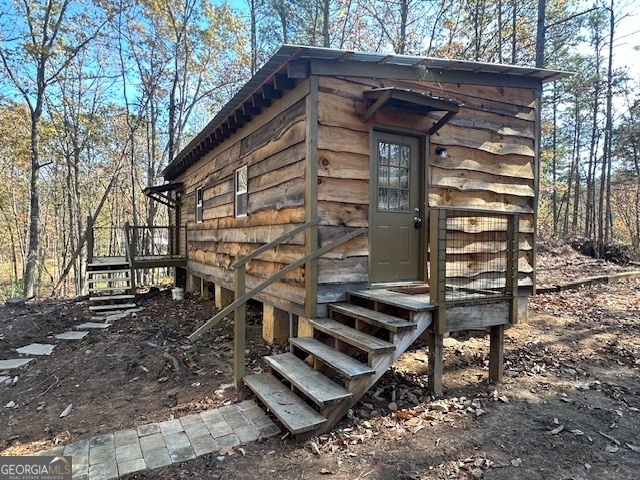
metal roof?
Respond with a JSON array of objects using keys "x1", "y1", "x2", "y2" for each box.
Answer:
[{"x1": 161, "y1": 45, "x2": 572, "y2": 181}]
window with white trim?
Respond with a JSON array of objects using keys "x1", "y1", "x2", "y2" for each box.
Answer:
[
  {"x1": 196, "y1": 187, "x2": 203, "y2": 223},
  {"x1": 235, "y1": 166, "x2": 248, "y2": 217}
]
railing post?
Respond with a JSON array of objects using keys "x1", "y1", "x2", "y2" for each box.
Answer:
[
  {"x1": 506, "y1": 213, "x2": 520, "y2": 324},
  {"x1": 87, "y1": 216, "x2": 94, "y2": 263},
  {"x1": 234, "y1": 255, "x2": 246, "y2": 389},
  {"x1": 125, "y1": 223, "x2": 136, "y2": 295},
  {"x1": 429, "y1": 208, "x2": 447, "y2": 334}
]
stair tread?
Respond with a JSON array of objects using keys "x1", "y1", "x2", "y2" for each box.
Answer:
[
  {"x1": 347, "y1": 290, "x2": 437, "y2": 312},
  {"x1": 89, "y1": 294, "x2": 135, "y2": 301},
  {"x1": 89, "y1": 286, "x2": 127, "y2": 292},
  {"x1": 311, "y1": 318, "x2": 396, "y2": 354},
  {"x1": 89, "y1": 303, "x2": 137, "y2": 311},
  {"x1": 88, "y1": 262, "x2": 129, "y2": 268},
  {"x1": 88, "y1": 269, "x2": 130, "y2": 275},
  {"x1": 265, "y1": 353, "x2": 352, "y2": 407},
  {"x1": 330, "y1": 303, "x2": 417, "y2": 333},
  {"x1": 289, "y1": 337, "x2": 375, "y2": 379},
  {"x1": 244, "y1": 373, "x2": 327, "y2": 435}
]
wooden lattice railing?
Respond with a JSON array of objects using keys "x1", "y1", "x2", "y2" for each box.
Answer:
[{"x1": 429, "y1": 207, "x2": 520, "y2": 334}]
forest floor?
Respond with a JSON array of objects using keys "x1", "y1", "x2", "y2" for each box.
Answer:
[{"x1": 1, "y1": 243, "x2": 640, "y2": 479}]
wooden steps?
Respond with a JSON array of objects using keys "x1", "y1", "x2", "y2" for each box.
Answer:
[
  {"x1": 329, "y1": 302, "x2": 417, "y2": 332},
  {"x1": 310, "y1": 318, "x2": 396, "y2": 354},
  {"x1": 245, "y1": 290, "x2": 435, "y2": 439},
  {"x1": 89, "y1": 294, "x2": 135, "y2": 302},
  {"x1": 89, "y1": 303, "x2": 137, "y2": 311},
  {"x1": 89, "y1": 286, "x2": 128, "y2": 293},
  {"x1": 87, "y1": 261, "x2": 136, "y2": 312},
  {"x1": 243, "y1": 373, "x2": 327, "y2": 435},
  {"x1": 289, "y1": 337, "x2": 375, "y2": 379},
  {"x1": 265, "y1": 353, "x2": 352, "y2": 407}
]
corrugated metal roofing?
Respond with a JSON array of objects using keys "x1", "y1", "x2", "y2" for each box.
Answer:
[{"x1": 161, "y1": 45, "x2": 572, "y2": 181}]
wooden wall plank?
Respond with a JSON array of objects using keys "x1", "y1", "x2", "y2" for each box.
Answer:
[
  {"x1": 317, "y1": 125, "x2": 369, "y2": 155},
  {"x1": 429, "y1": 189, "x2": 533, "y2": 213},
  {"x1": 241, "y1": 99, "x2": 306, "y2": 157},
  {"x1": 318, "y1": 257, "x2": 368, "y2": 284},
  {"x1": 317, "y1": 150, "x2": 369, "y2": 179},
  {"x1": 430, "y1": 147, "x2": 534, "y2": 180},
  {"x1": 317, "y1": 177, "x2": 369, "y2": 204},
  {"x1": 431, "y1": 166, "x2": 535, "y2": 197},
  {"x1": 317, "y1": 201, "x2": 369, "y2": 227}
]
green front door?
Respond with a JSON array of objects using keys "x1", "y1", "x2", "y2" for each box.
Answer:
[{"x1": 370, "y1": 132, "x2": 422, "y2": 283}]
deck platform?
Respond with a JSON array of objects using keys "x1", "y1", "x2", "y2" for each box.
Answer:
[{"x1": 91, "y1": 255, "x2": 187, "y2": 269}]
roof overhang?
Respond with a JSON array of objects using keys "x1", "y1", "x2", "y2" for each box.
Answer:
[
  {"x1": 363, "y1": 87, "x2": 460, "y2": 135},
  {"x1": 143, "y1": 182, "x2": 183, "y2": 208},
  {"x1": 161, "y1": 45, "x2": 573, "y2": 181}
]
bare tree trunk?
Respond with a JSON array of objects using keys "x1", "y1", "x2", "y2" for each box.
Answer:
[
  {"x1": 599, "y1": 0, "x2": 615, "y2": 252},
  {"x1": 535, "y1": 0, "x2": 546, "y2": 68},
  {"x1": 323, "y1": 0, "x2": 330, "y2": 47}
]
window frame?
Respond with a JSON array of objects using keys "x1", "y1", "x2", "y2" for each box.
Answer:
[
  {"x1": 235, "y1": 165, "x2": 248, "y2": 218},
  {"x1": 195, "y1": 186, "x2": 203, "y2": 224}
]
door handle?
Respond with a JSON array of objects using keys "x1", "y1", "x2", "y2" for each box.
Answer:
[{"x1": 414, "y1": 208, "x2": 421, "y2": 229}]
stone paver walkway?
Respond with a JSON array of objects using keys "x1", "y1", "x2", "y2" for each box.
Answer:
[
  {"x1": 34, "y1": 400, "x2": 279, "y2": 480},
  {"x1": 3, "y1": 304, "x2": 280, "y2": 478}
]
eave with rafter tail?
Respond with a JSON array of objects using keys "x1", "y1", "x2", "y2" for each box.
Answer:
[{"x1": 160, "y1": 45, "x2": 572, "y2": 183}]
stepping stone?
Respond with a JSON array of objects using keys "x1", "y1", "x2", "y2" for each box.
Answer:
[
  {"x1": 76, "y1": 322, "x2": 112, "y2": 330},
  {"x1": 16, "y1": 343, "x2": 55, "y2": 356},
  {"x1": 5, "y1": 298, "x2": 26, "y2": 308},
  {"x1": 0, "y1": 376, "x2": 9, "y2": 385},
  {"x1": 0, "y1": 358, "x2": 33, "y2": 370},
  {"x1": 55, "y1": 331, "x2": 89, "y2": 340}
]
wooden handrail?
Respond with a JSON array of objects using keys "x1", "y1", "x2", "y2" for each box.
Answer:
[
  {"x1": 231, "y1": 217, "x2": 320, "y2": 269},
  {"x1": 189, "y1": 224, "x2": 367, "y2": 387}
]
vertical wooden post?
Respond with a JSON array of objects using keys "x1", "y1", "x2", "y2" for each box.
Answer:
[
  {"x1": 506, "y1": 213, "x2": 520, "y2": 324},
  {"x1": 304, "y1": 75, "x2": 319, "y2": 320},
  {"x1": 87, "y1": 216, "x2": 94, "y2": 263},
  {"x1": 427, "y1": 331, "x2": 444, "y2": 396},
  {"x1": 429, "y1": 208, "x2": 447, "y2": 334},
  {"x1": 201, "y1": 280, "x2": 210, "y2": 300},
  {"x1": 234, "y1": 256, "x2": 247, "y2": 390},
  {"x1": 125, "y1": 223, "x2": 136, "y2": 295},
  {"x1": 489, "y1": 324, "x2": 504, "y2": 382}
]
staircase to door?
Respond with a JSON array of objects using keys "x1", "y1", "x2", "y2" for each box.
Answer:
[
  {"x1": 87, "y1": 260, "x2": 136, "y2": 312},
  {"x1": 244, "y1": 290, "x2": 435, "y2": 439}
]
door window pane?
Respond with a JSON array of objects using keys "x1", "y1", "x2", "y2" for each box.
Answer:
[
  {"x1": 378, "y1": 188, "x2": 388, "y2": 210},
  {"x1": 377, "y1": 140, "x2": 411, "y2": 211}
]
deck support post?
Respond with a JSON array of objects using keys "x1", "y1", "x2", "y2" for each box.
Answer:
[
  {"x1": 263, "y1": 304, "x2": 289, "y2": 342},
  {"x1": 201, "y1": 280, "x2": 210, "y2": 300},
  {"x1": 86, "y1": 216, "x2": 94, "y2": 263},
  {"x1": 427, "y1": 331, "x2": 444, "y2": 396},
  {"x1": 296, "y1": 316, "x2": 314, "y2": 339},
  {"x1": 234, "y1": 257, "x2": 246, "y2": 390},
  {"x1": 215, "y1": 285, "x2": 234, "y2": 309},
  {"x1": 489, "y1": 324, "x2": 504, "y2": 382}
]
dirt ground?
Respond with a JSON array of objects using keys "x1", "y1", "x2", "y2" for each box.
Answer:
[{"x1": 1, "y1": 244, "x2": 640, "y2": 479}]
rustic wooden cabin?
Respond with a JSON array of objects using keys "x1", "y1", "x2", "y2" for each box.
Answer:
[{"x1": 148, "y1": 45, "x2": 569, "y2": 439}]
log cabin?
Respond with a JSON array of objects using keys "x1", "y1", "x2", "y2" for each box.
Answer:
[{"x1": 98, "y1": 45, "x2": 571, "y2": 439}]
